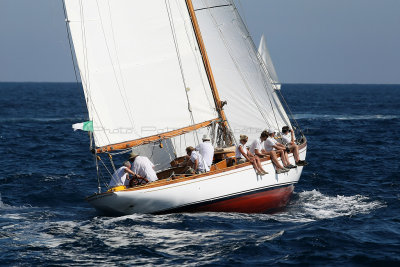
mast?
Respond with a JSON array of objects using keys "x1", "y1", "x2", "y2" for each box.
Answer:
[{"x1": 185, "y1": 0, "x2": 232, "y2": 146}]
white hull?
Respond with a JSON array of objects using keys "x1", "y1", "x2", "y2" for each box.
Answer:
[{"x1": 87, "y1": 145, "x2": 307, "y2": 215}]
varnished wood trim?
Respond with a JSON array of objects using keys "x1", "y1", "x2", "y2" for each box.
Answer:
[{"x1": 96, "y1": 119, "x2": 218, "y2": 153}]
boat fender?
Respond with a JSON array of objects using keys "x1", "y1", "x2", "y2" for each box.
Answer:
[{"x1": 107, "y1": 185, "x2": 126, "y2": 192}]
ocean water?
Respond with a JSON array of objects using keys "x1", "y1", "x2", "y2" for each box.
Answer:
[{"x1": 0, "y1": 83, "x2": 399, "y2": 266}]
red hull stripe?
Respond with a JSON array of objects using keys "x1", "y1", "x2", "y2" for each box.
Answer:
[{"x1": 155, "y1": 184, "x2": 295, "y2": 214}]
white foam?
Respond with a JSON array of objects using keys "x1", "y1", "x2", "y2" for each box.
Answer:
[
  {"x1": 273, "y1": 189, "x2": 385, "y2": 223},
  {"x1": 256, "y1": 230, "x2": 285, "y2": 243},
  {"x1": 103, "y1": 236, "x2": 131, "y2": 248},
  {"x1": 336, "y1": 114, "x2": 398, "y2": 120},
  {"x1": 0, "y1": 193, "x2": 11, "y2": 209},
  {"x1": 293, "y1": 113, "x2": 398, "y2": 121}
]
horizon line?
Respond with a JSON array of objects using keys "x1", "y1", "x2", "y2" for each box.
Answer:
[{"x1": 0, "y1": 81, "x2": 399, "y2": 86}]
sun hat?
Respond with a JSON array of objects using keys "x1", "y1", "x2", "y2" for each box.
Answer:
[
  {"x1": 128, "y1": 152, "x2": 139, "y2": 159},
  {"x1": 202, "y1": 134, "x2": 211, "y2": 141}
]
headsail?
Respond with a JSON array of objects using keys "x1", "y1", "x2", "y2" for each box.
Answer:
[
  {"x1": 258, "y1": 34, "x2": 280, "y2": 90},
  {"x1": 192, "y1": 0, "x2": 292, "y2": 141},
  {"x1": 64, "y1": 0, "x2": 218, "y2": 149}
]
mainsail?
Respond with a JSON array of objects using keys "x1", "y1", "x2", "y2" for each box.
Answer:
[
  {"x1": 192, "y1": 0, "x2": 291, "y2": 142},
  {"x1": 64, "y1": 0, "x2": 218, "y2": 149},
  {"x1": 65, "y1": 0, "x2": 293, "y2": 154}
]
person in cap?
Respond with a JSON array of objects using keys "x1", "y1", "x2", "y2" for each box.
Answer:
[
  {"x1": 195, "y1": 134, "x2": 214, "y2": 168},
  {"x1": 280, "y1": 126, "x2": 308, "y2": 166},
  {"x1": 128, "y1": 152, "x2": 158, "y2": 183},
  {"x1": 236, "y1": 134, "x2": 268, "y2": 175},
  {"x1": 109, "y1": 161, "x2": 146, "y2": 188},
  {"x1": 184, "y1": 146, "x2": 209, "y2": 175},
  {"x1": 264, "y1": 129, "x2": 296, "y2": 172}
]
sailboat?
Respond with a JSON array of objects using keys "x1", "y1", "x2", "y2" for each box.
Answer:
[
  {"x1": 63, "y1": 0, "x2": 307, "y2": 215},
  {"x1": 258, "y1": 34, "x2": 281, "y2": 90}
]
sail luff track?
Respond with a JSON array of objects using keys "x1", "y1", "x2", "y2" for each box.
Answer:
[{"x1": 185, "y1": 0, "x2": 230, "y2": 135}]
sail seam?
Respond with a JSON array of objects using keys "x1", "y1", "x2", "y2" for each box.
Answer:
[
  {"x1": 200, "y1": 1, "x2": 272, "y2": 129},
  {"x1": 78, "y1": 0, "x2": 111, "y2": 146},
  {"x1": 230, "y1": 2, "x2": 291, "y2": 129},
  {"x1": 94, "y1": 0, "x2": 139, "y2": 137},
  {"x1": 229, "y1": 3, "x2": 281, "y2": 130},
  {"x1": 165, "y1": 0, "x2": 200, "y2": 145},
  {"x1": 61, "y1": 0, "x2": 89, "y2": 121},
  {"x1": 175, "y1": 0, "x2": 216, "y2": 113},
  {"x1": 106, "y1": 0, "x2": 140, "y2": 137},
  {"x1": 194, "y1": 4, "x2": 231, "y2": 12}
]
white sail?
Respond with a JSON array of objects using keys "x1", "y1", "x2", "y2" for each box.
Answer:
[
  {"x1": 64, "y1": 0, "x2": 217, "y2": 148},
  {"x1": 193, "y1": 0, "x2": 292, "y2": 141},
  {"x1": 258, "y1": 34, "x2": 280, "y2": 89}
]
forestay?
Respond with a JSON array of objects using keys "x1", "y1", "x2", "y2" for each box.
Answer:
[
  {"x1": 64, "y1": 0, "x2": 217, "y2": 148},
  {"x1": 193, "y1": 0, "x2": 291, "y2": 142}
]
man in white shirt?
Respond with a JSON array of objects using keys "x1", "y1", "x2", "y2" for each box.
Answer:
[
  {"x1": 249, "y1": 131, "x2": 268, "y2": 156},
  {"x1": 185, "y1": 146, "x2": 209, "y2": 174},
  {"x1": 196, "y1": 134, "x2": 214, "y2": 168},
  {"x1": 250, "y1": 131, "x2": 288, "y2": 174},
  {"x1": 264, "y1": 129, "x2": 295, "y2": 170},
  {"x1": 109, "y1": 161, "x2": 142, "y2": 188},
  {"x1": 280, "y1": 126, "x2": 307, "y2": 166},
  {"x1": 129, "y1": 152, "x2": 159, "y2": 183}
]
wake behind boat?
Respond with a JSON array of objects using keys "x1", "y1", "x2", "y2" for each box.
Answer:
[{"x1": 63, "y1": 0, "x2": 307, "y2": 215}]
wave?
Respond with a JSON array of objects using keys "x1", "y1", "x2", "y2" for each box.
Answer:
[
  {"x1": 293, "y1": 114, "x2": 399, "y2": 121},
  {"x1": 0, "y1": 193, "x2": 11, "y2": 209},
  {"x1": 0, "y1": 193, "x2": 35, "y2": 212},
  {"x1": 272, "y1": 190, "x2": 385, "y2": 223}
]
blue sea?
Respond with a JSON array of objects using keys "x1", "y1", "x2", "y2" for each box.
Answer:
[{"x1": 0, "y1": 83, "x2": 399, "y2": 266}]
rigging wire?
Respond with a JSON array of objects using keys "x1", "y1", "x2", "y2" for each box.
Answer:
[
  {"x1": 201, "y1": 0, "x2": 272, "y2": 130},
  {"x1": 61, "y1": 0, "x2": 84, "y2": 107},
  {"x1": 230, "y1": 0, "x2": 301, "y2": 132},
  {"x1": 62, "y1": 0, "x2": 102, "y2": 135},
  {"x1": 62, "y1": 0, "x2": 102, "y2": 191},
  {"x1": 78, "y1": 0, "x2": 90, "y2": 105},
  {"x1": 63, "y1": 0, "x2": 118, "y2": 147},
  {"x1": 277, "y1": 89, "x2": 304, "y2": 137},
  {"x1": 94, "y1": 153, "x2": 102, "y2": 193},
  {"x1": 97, "y1": 155, "x2": 114, "y2": 180},
  {"x1": 175, "y1": 0, "x2": 216, "y2": 113},
  {"x1": 107, "y1": 153, "x2": 117, "y2": 173},
  {"x1": 228, "y1": 1, "x2": 291, "y2": 132},
  {"x1": 94, "y1": 0, "x2": 139, "y2": 137},
  {"x1": 106, "y1": 1, "x2": 138, "y2": 134},
  {"x1": 165, "y1": 0, "x2": 200, "y2": 144},
  {"x1": 235, "y1": 0, "x2": 248, "y2": 27},
  {"x1": 63, "y1": 0, "x2": 118, "y2": 189},
  {"x1": 229, "y1": 1, "x2": 282, "y2": 130},
  {"x1": 76, "y1": 0, "x2": 112, "y2": 147},
  {"x1": 97, "y1": 161, "x2": 111, "y2": 189}
]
